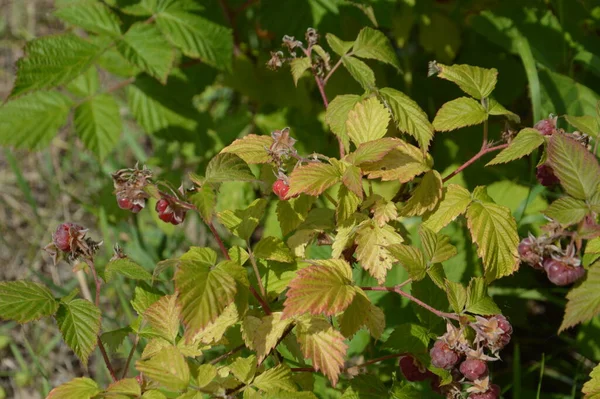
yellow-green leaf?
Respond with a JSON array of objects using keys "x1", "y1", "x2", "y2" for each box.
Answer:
[
  {"x1": 353, "y1": 27, "x2": 400, "y2": 70},
  {"x1": 345, "y1": 137, "x2": 401, "y2": 166},
  {"x1": 445, "y1": 280, "x2": 466, "y2": 314},
  {"x1": 565, "y1": 115, "x2": 599, "y2": 138},
  {"x1": 544, "y1": 196, "x2": 589, "y2": 226},
  {"x1": 400, "y1": 170, "x2": 443, "y2": 216},
  {"x1": 276, "y1": 195, "x2": 315, "y2": 236},
  {"x1": 361, "y1": 140, "x2": 431, "y2": 182},
  {"x1": 338, "y1": 290, "x2": 385, "y2": 339},
  {"x1": 144, "y1": 294, "x2": 180, "y2": 342},
  {"x1": 342, "y1": 56, "x2": 375, "y2": 90},
  {"x1": 288, "y1": 162, "x2": 342, "y2": 197},
  {"x1": 342, "y1": 164, "x2": 363, "y2": 199},
  {"x1": 387, "y1": 244, "x2": 427, "y2": 281},
  {"x1": 135, "y1": 346, "x2": 190, "y2": 391},
  {"x1": 221, "y1": 134, "x2": 274, "y2": 164},
  {"x1": 218, "y1": 199, "x2": 268, "y2": 241},
  {"x1": 326, "y1": 33, "x2": 354, "y2": 56},
  {"x1": 432, "y1": 97, "x2": 487, "y2": 132},
  {"x1": 106, "y1": 378, "x2": 141, "y2": 396},
  {"x1": 488, "y1": 98, "x2": 520, "y2": 123},
  {"x1": 419, "y1": 227, "x2": 457, "y2": 264},
  {"x1": 229, "y1": 355, "x2": 257, "y2": 385},
  {"x1": 465, "y1": 277, "x2": 501, "y2": 315},
  {"x1": 105, "y1": 258, "x2": 152, "y2": 282},
  {"x1": 346, "y1": 97, "x2": 390, "y2": 146},
  {"x1": 0, "y1": 281, "x2": 58, "y2": 323},
  {"x1": 189, "y1": 184, "x2": 216, "y2": 224},
  {"x1": 56, "y1": 298, "x2": 101, "y2": 367},
  {"x1": 47, "y1": 377, "x2": 100, "y2": 399},
  {"x1": 423, "y1": 184, "x2": 472, "y2": 232},
  {"x1": 337, "y1": 186, "x2": 361, "y2": 224},
  {"x1": 253, "y1": 364, "x2": 297, "y2": 393},
  {"x1": 355, "y1": 220, "x2": 404, "y2": 284},
  {"x1": 290, "y1": 57, "x2": 312, "y2": 87},
  {"x1": 560, "y1": 265, "x2": 600, "y2": 332},
  {"x1": 253, "y1": 236, "x2": 294, "y2": 263},
  {"x1": 486, "y1": 128, "x2": 544, "y2": 166},
  {"x1": 252, "y1": 312, "x2": 293, "y2": 363},
  {"x1": 205, "y1": 153, "x2": 256, "y2": 183},
  {"x1": 429, "y1": 62, "x2": 498, "y2": 99},
  {"x1": 326, "y1": 94, "x2": 362, "y2": 153},
  {"x1": 583, "y1": 363, "x2": 600, "y2": 399}
]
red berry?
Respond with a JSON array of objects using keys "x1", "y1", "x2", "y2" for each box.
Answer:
[
  {"x1": 399, "y1": 356, "x2": 431, "y2": 382},
  {"x1": 430, "y1": 340, "x2": 460, "y2": 370},
  {"x1": 273, "y1": 179, "x2": 290, "y2": 200},
  {"x1": 469, "y1": 384, "x2": 500, "y2": 399},
  {"x1": 52, "y1": 223, "x2": 84, "y2": 252},
  {"x1": 543, "y1": 258, "x2": 586, "y2": 286},
  {"x1": 536, "y1": 164, "x2": 560, "y2": 187},
  {"x1": 170, "y1": 210, "x2": 186, "y2": 225},
  {"x1": 117, "y1": 196, "x2": 133, "y2": 210},
  {"x1": 518, "y1": 237, "x2": 542, "y2": 269},
  {"x1": 534, "y1": 117, "x2": 557, "y2": 136},
  {"x1": 460, "y1": 358, "x2": 488, "y2": 381},
  {"x1": 159, "y1": 210, "x2": 174, "y2": 223},
  {"x1": 156, "y1": 199, "x2": 170, "y2": 213},
  {"x1": 131, "y1": 204, "x2": 143, "y2": 213}
]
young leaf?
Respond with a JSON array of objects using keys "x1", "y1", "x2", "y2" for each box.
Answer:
[
  {"x1": 105, "y1": 258, "x2": 152, "y2": 282},
  {"x1": 383, "y1": 323, "x2": 430, "y2": 354},
  {"x1": 205, "y1": 153, "x2": 256, "y2": 183},
  {"x1": 131, "y1": 283, "x2": 163, "y2": 315},
  {"x1": 100, "y1": 327, "x2": 131, "y2": 353},
  {"x1": 345, "y1": 137, "x2": 401, "y2": 165},
  {"x1": 174, "y1": 258, "x2": 237, "y2": 337},
  {"x1": 253, "y1": 364, "x2": 297, "y2": 393},
  {"x1": 136, "y1": 346, "x2": 190, "y2": 391},
  {"x1": 74, "y1": 94, "x2": 122, "y2": 161},
  {"x1": 465, "y1": 277, "x2": 501, "y2": 315},
  {"x1": 189, "y1": 184, "x2": 216, "y2": 224},
  {"x1": 218, "y1": 198, "x2": 268, "y2": 241},
  {"x1": 144, "y1": 294, "x2": 180, "y2": 342},
  {"x1": 353, "y1": 27, "x2": 400, "y2": 70},
  {"x1": 565, "y1": 115, "x2": 599, "y2": 138},
  {"x1": 47, "y1": 377, "x2": 100, "y2": 399},
  {"x1": 423, "y1": 184, "x2": 472, "y2": 232},
  {"x1": 379, "y1": 87, "x2": 434, "y2": 150},
  {"x1": 106, "y1": 378, "x2": 142, "y2": 396},
  {"x1": 342, "y1": 164, "x2": 363, "y2": 199},
  {"x1": 277, "y1": 195, "x2": 315, "y2": 236},
  {"x1": 582, "y1": 362, "x2": 600, "y2": 399},
  {"x1": 583, "y1": 238, "x2": 600, "y2": 267},
  {"x1": 296, "y1": 315, "x2": 347, "y2": 386},
  {"x1": 361, "y1": 139, "x2": 431, "y2": 182},
  {"x1": 547, "y1": 133, "x2": 600, "y2": 200},
  {"x1": 282, "y1": 259, "x2": 358, "y2": 319},
  {"x1": 11, "y1": 34, "x2": 101, "y2": 97},
  {"x1": 0, "y1": 91, "x2": 72, "y2": 149},
  {"x1": 466, "y1": 198, "x2": 519, "y2": 282},
  {"x1": 290, "y1": 57, "x2": 312, "y2": 86},
  {"x1": 288, "y1": 162, "x2": 343, "y2": 197},
  {"x1": 326, "y1": 94, "x2": 361, "y2": 153},
  {"x1": 560, "y1": 265, "x2": 600, "y2": 332},
  {"x1": 355, "y1": 219, "x2": 404, "y2": 284},
  {"x1": 445, "y1": 280, "x2": 467, "y2": 314},
  {"x1": 429, "y1": 62, "x2": 498, "y2": 99},
  {"x1": 251, "y1": 312, "x2": 293, "y2": 362},
  {"x1": 487, "y1": 98, "x2": 520, "y2": 123},
  {"x1": 400, "y1": 170, "x2": 443, "y2": 216},
  {"x1": 342, "y1": 56, "x2": 376, "y2": 90},
  {"x1": 229, "y1": 355, "x2": 257, "y2": 384},
  {"x1": 156, "y1": 8, "x2": 233, "y2": 70},
  {"x1": 0, "y1": 281, "x2": 59, "y2": 323},
  {"x1": 432, "y1": 97, "x2": 487, "y2": 132},
  {"x1": 486, "y1": 128, "x2": 545, "y2": 166},
  {"x1": 427, "y1": 263, "x2": 447, "y2": 290},
  {"x1": 54, "y1": 1, "x2": 121, "y2": 37},
  {"x1": 346, "y1": 97, "x2": 391, "y2": 146},
  {"x1": 544, "y1": 197, "x2": 589, "y2": 226},
  {"x1": 221, "y1": 134, "x2": 274, "y2": 164},
  {"x1": 326, "y1": 33, "x2": 354, "y2": 56},
  {"x1": 55, "y1": 299, "x2": 101, "y2": 366},
  {"x1": 254, "y1": 236, "x2": 294, "y2": 263},
  {"x1": 337, "y1": 186, "x2": 361, "y2": 223},
  {"x1": 338, "y1": 290, "x2": 385, "y2": 339},
  {"x1": 419, "y1": 227, "x2": 457, "y2": 264},
  {"x1": 387, "y1": 244, "x2": 427, "y2": 281},
  {"x1": 117, "y1": 23, "x2": 174, "y2": 83},
  {"x1": 372, "y1": 197, "x2": 398, "y2": 227}
]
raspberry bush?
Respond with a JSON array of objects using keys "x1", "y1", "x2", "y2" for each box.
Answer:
[{"x1": 1, "y1": 1, "x2": 600, "y2": 399}]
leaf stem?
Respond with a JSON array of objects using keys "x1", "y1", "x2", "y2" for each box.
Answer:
[
  {"x1": 210, "y1": 344, "x2": 245, "y2": 365},
  {"x1": 442, "y1": 143, "x2": 508, "y2": 183},
  {"x1": 360, "y1": 285, "x2": 460, "y2": 321},
  {"x1": 247, "y1": 243, "x2": 268, "y2": 303},
  {"x1": 323, "y1": 54, "x2": 346, "y2": 84},
  {"x1": 121, "y1": 334, "x2": 139, "y2": 379}
]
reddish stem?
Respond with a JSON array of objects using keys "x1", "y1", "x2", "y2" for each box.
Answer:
[
  {"x1": 442, "y1": 144, "x2": 508, "y2": 183},
  {"x1": 291, "y1": 353, "x2": 406, "y2": 373}
]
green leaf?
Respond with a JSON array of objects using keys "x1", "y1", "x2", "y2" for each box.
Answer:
[
  {"x1": 445, "y1": 280, "x2": 467, "y2": 314},
  {"x1": 326, "y1": 94, "x2": 361, "y2": 153},
  {"x1": 355, "y1": 219, "x2": 404, "y2": 284},
  {"x1": 282, "y1": 259, "x2": 357, "y2": 318},
  {"x1": 583, "y1": 363, "x2": 600, "y2": 399},
  {"x1": 379, "y1": 87, "x2": 434, "y2": 150},
  {"x1": 229, "y1": 355, "x2": 256, "y2": 385},
  {"x1": 345, "y1": 137, "x2": 401, "y2": 166},
  {"x1": 337, "y1": 186, "x2": 361, "y2": 224},
  {"x1": 539, "y1": 70, "x2": 599, "y2": 118},
  {"x1": 47, "y1": 377, "x2": 100, "y2": 399},
  {"x1": 487, "y1": 98, "x2": 520, "y2": 123},
  {"x1": 400, "y1": 170, "x2": 443, "y2": 216},
  {"x1": 560, "y1": 265, "x2": 600, "y2": 332},
  {"x1": 342, "y1": 56, "x2": 376, "y2": 90},
  {"x1": 387, "y1": 244, "x2": 427, "y2": 281},
  {"x1": 136, "y1": 346, "x2": 190, "y2": 391},
  {"x1": 429, "y1": 62, "x2": 498, "y2": 99},
  {"x1": 67, "y1": 65, "x2": 99, "y2": 97},
  {"x1": 383, "y1": 323, "x2": 430, "y2": 354},
  {"x1": 465, "y1": 277, "x2": 501, "y2": 315},
  {"x1": 544, "y1": 197, "x2": 589, "y2": 226},
  {"x1": 411, "y1": 277, "x2": 448, "y2": 330},
  {"x1": 221, "y1": 134, "x2": 274, "y2": 164},
  {"x1": 106, "y1": 378, "x2": 142, "y2": 397},
  {"x1": 74, "y1": 94, "x2": 122, "y2": 160},
  {"x1": 253, "y1": 364, "x2": 297, "y2": 393},
  {"x1": 326, "y1": 33, "x2": 354, "y2": 56},
  {"x1": 486, "y1": 128, "x2": 544, "y2": 166},
  {"x1": 432, "y1": 97, "x2": 487, "y2": 132},
  {"x1": 427, "y1": 263, "x2": 447, "y2": 290},
  {"x1": 54, "y1": 1, "x2": 121, "y2": 37},
  {"x1": 189, "y1": 184, "x2": 216, "y2": 224},
  {"x1": 547, "y1": 133, "x2": 600, "y2": 200},
  {"x1": 353, "y1": 27, "x2": 400, "y2": 70},
  {"x1": 56, "y1": 299, "x2": 101, "y2": 366},
  {"x1": 466, "y1": 197, "x2": 519, "y2": 282},
  {"x1": 565, "y1": 115, "x2": 599, "y2": 138},
  {"x1": 338, "y1": 290, "x2": 385, "y2": 339},
  {"x1": 423, "y1": 184, "x2": 472, "y2": 232},
  {"x1": 195, "y1": 363, "x2": 217, "y2": 387},
  {"x1": 246, "y1": 312, "x2": 293, "y2": 362},
  {"x1": 290, "y1": 57, "x2": 312, "y2": 86},
  {"x1": 131, "y1": 283, "x2": 163, "y2": 315},
  {"x1": 0, "y1": 281, "x2": 58, "y2": 323},
  {"x1": 584, "y1": 238, "x2": 600, "y2": 267},
  {"x1": 218, "y1": 199, "x2": 268, "y2": 241},
  {"x1": 156, "y1": 9, "x2": 233, "y2": 70},
  {"x1": 105, "y1": 258, "x2": 152, "y2": 282},
  {"x1": 361, "y1": 140, "x2": 431, "y2": 182},
  {"x1": 205, "y1": 153, "x2": 256, "y2": 183},
  {"x1": 117, "y1": 23, "x2": 174, "y2": 83},
  {"x1": 11, "y1": 34, "x2": 101, "y2": 97},
  {"x1": 346, "y1": 97, "x2": 390, "y2": 146},
  {"x1": 144, "y1": 294, "x2": 180, "y2": 342},
  {"x1": 277, "y1": 195, "x2": 315, "y2": 236},
  {"x1": 254, "y1": 236, "x2": 294, "y2": 263},
  {"x1": 419, "y1": 227, "x2": 457, "y2": 264},
  {"x1": 175, "y1": 258, "x2": 237, "y2": 337},
  {"x1": 101, "y1": 327, "x2": 131, "y2": 353},
  {"x1": 0, "y1": 91, "x2": 72, "y2": 149},
  {"x1": 288, "y1": 161, "x2": 343, "y2": 197}
]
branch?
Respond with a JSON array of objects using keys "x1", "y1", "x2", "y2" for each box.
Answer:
[
  {"x1": 210, "y1": 344, "x2": 245, "y2": 365},
  {"x1": 442, "y1": 144, "x2": 508, "y2": 183}
]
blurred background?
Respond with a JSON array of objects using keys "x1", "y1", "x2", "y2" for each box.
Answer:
[{"x1": 0, "y1": 0, "x2": 599, "y2": 398}]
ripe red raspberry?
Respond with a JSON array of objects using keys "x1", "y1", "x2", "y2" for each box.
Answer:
[
  {"x1": 156, "y1": 199, "x2": 169, "y2": 213},
  {"x1": 543, "y1": 258, "x2": 586, "y2": 286},
  {"x1": 430, "y1": 340, "x2": 460, "y2": 370},
  {"x1": 272, "y1": 179, "x2": 290, "y2": 200},
  {"x1": 117, "y1": 196, "x2": 133, "y2": 210},
  {"x1": 156, "y1": 199, "x2": 173, "y2": 222},
  {"x1": 536, "y1": 164, "x2": 560, "y2": 187},
  {"x1": 53, "y1": 223, "x2": 84, "y2": 252},
  {"x1": 460, "y1": 358, "x2": 488, "y2": 381},
  {"x1": 469, "y1": 384, "x2": 500, "y2": 399},
  {"x1": 518, "y1": 237, "x2": 543, "y2": 269},
  {"x1": 399, "y1": 356, "x2": 431, "y2": 382},
  {"x1": 534, "y1": 116, "x2": 557, "y2": 136},
  {"x1": 131, "y1": 203, "x2": 143, "y2": 213}
]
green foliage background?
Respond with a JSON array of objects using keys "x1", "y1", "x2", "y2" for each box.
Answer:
[{"x1": 0, "y1": 0, "x2": 599, "y2": 398}]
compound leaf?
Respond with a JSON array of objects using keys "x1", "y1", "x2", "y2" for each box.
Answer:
[
  {"x1": 355, "y1": 220, "x2": 404, "y2": 284},
  {"x1": 288, "y1": 162, "x2": 343, "y2": 197},
  {"x1": 74, "y1": 93, "x2": 122, "y2": 161}
]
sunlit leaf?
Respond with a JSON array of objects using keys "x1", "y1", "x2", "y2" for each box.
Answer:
[
  {"x1": 353, "y1": 27, "x2": 400, "y2": 70},
  {"x1": 423, "y1": 185, "x2": 472, "y2": 232},
  {"x1": 288, "y1": 162, "x2": 343, "y2": 197},
  {"x1": 136, "y1": 346, "x2": 190, "y2": 391},
  {"x1": 544, "y1": 196, "x2": 589, "y2": 226},
  {"x1": 346, "y1": 97, "x2": 390, "y2": 146},
  {"x1": 56, "y1": 298, "x2": 101, "y2": 366},
  {"x1": 560, "y1": 265, "x2": 600, "y2": 332},
  {"x1": 355, "y1": 219, "x2": 404, "y2": 284},
  {"x1": 0, "y1": 281, "x2": 58, "y2": 323},
  {"x1": 465, "y1": 277, "x2": 501, "y2": 315},
  {"x1": 220, "y1": 134, "x2": 274, "y2": 164},
  {"x1": 486, "y1": 128, "x2": 544, "y2": 166},
  {"x1": 429, "y1": 62, "x2": 498, "y2": 99},
  {"x1": 432, "y1": 97, "x2": 487, "y2": 132},
  {"x1": 400, "y1": 170, "x2": 443, "y2": 216},
  {"x1": 47, "y1": 377, "x2": 100, "y2": 399}
]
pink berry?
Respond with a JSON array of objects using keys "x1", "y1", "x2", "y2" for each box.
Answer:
[
  {"x1": 460, "y1": 358, "x2": 488, "y2": 381},
  {"x1": 543, "y1": 258, "x2": 586, "y2": 286},
  {"x1": 430, "y1": 340, "x2": 460, "y2": 370},
  {"x1": 518, "y1": 237, "x2": 542, "y2": 269},
  {"x1": 399, "y1": 356, "x2": 431, "y2": 382},
  {"x1": 159, "y1": 210, "x2": 174, "y2": 223},
  {"x1": 117, "y1": 196, "x2": 133, "y2": 210},
  {"x1": 536, "y1": 164, "x2": 560, "y2": 187},
  {"x1": 272, "y1": 179, "x2": 290, "y2": 200},
  {"x1": 170, "y1": 211, "x2": 186, "y2": 225},
  {"x1": 156, "y1": 199, "x2": 169, "y2": 213},
  {"x1": 534, "y1": 117, "x2": 557, "y2": 136},
  {"x1": 53, "y1": 223, "x2": 84, "y2": 252},
  {"x1": 469, "y1": 384, "x2": 500, "y2": 399}
]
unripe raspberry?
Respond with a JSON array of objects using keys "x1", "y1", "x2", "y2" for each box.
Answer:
[
  {"x1": 53, "y1": 223, "x2": 85, "y2": 252},
  {"x1": 117, "y1": 196, "x2": 133, "y2": 210},
  {"x1": 430, "y1": 340, "x2": 460, "y2": 370},
  {"x1": 518, "y1": 237, "x2": 542, "y2": 269},
  {"x1": 534, "y1": 116, "x2": 557, "y2": 136},
  {"x1": 460, "y1": 358, "x2": 488, "y2": 381},
  {"x1": 273, "y1": 179, "x2": 290, "y2": 200},
  {"x1": 399, "y1": 355, "x2": 431, "y2": 382},
  {"x1": 536, "y1": 164, "x2": 560, "y2": 187},
  {"x1": 469, "y1": 384, "x2": 500, "y2": 399},
  {"x1": 543, "y1": 258, "x2": 586, "y2": 286}
]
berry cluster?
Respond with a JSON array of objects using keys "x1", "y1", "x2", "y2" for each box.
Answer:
[
  {"x1": 112, "y1": 166, "x2": 153, "y2": 213},
  {"x1": 518, "y1": 234, "x2": 586, "y2": 286},
  {"x1": 44, "y1": 223, "x2": 101, "y2": 265}
]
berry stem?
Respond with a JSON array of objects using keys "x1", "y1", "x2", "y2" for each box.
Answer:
[
  {"x1": 442, "y1": 144, "x2": 508, "y2": 183},
  {"x1": 361, "y1": 285, "x2": 460, "y2": 321}
]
